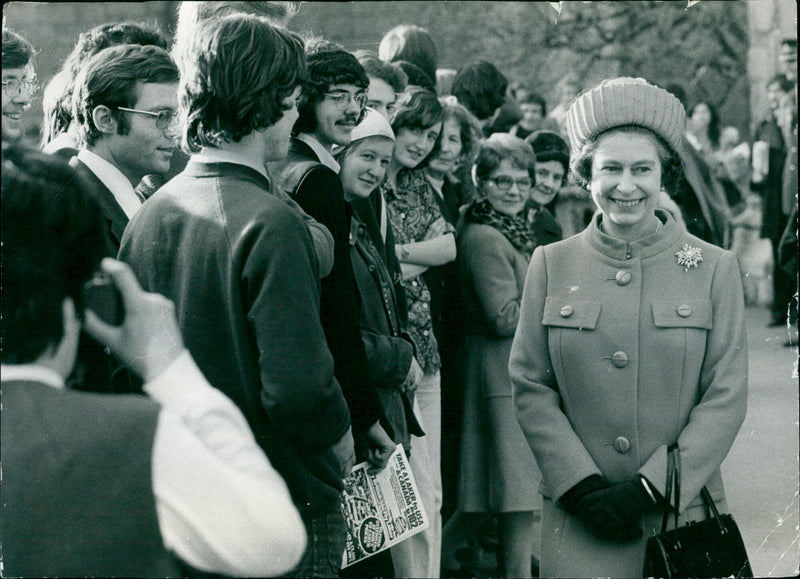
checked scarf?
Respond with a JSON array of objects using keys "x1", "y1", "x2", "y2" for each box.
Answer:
[{"x1": 463, "y1": 198, "x2": 537, "y2": 255}]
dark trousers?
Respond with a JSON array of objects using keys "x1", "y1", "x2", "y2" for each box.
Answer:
[
  {"x1": 289, "y1": 509, "x2": 348, "y2": 578},
  {"x1": 340, "y1": 548, "x2": 394, "y2": 578},
  {"x1": 771, "y1": 237, "x2": 795, "y2": 323}
]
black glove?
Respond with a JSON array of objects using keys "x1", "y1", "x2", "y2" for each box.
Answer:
[
  {"x1": 559, "y1": 475, "x2": 610, "y2": 515},
  {"x1": 574, "y1": 479, "x2": 656, "y2": 542}
]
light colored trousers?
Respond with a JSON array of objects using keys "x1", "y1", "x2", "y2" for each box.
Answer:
[{"x1": 391, "y1": 370, "x2": 442, "y2": 578}]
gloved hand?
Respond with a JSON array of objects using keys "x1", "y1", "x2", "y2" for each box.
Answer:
[
  {"x1": 574, "y1": 479, "x2": 656, "y2": 542},
  {"x1": 559, "y1": 474, "x2": 610, "y2": 515}
]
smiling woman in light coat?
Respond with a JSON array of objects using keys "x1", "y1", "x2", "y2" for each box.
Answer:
[{"x1": 509, "y1": 77, "x2": 748, "y2": 578}]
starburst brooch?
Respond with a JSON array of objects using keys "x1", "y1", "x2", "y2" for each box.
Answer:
[{"x1": 675, "y1": 244, "x2": 703, "y2": 271}]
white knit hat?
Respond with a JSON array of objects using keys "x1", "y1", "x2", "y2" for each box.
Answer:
[
  {"x1": 350, "y1": 107, "x2": 395, "y2": 143},
  {"x1": 565, "y1": 77, "x2": 686, "y2": 154}
]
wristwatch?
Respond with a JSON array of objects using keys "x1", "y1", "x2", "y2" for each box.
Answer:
[{"x1": 399, "y1": 245, "x2": 410, "y2": 261}]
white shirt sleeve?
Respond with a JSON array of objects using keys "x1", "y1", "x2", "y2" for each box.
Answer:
[{"x1": 145, "y1": 350, "x2": 307, "y2": 577}]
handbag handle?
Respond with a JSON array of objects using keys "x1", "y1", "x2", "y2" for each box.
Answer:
[
  {"x1": 661, "y1": 443, "x2": 729, "y2": 535},
  {"x1": 660, "y1": 443, "x2": 681, "y2": 534}
]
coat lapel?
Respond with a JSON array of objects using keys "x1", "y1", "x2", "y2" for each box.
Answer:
[{"x1": 69, "y1": 157, "x2": 130, "y2": 248}]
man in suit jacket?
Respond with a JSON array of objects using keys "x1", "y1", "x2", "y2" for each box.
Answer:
[
  {"x1": 70, "y1": 43, "x2": 179, "y2": 249},
  {"x1": 66, "y1": 44, "x2": 179, "y2": 395},
  {"x1": 1, "y1": 143, "x2": 306, "y2": 578}
]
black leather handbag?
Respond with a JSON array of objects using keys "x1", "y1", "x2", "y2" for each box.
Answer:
[{"x1": 643, "y1": 444, "x2": 753, "y2": 579}]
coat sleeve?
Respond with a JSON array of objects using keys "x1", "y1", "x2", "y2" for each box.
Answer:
[
  {"x1": 639, "y1": 250, "x2": 748, "y2": 511},
  {"x1": 361, "y1": 331, "x2": 415, "y2": 390},
  {"x1": 241, "y1": 206, "x2": 351, "y2": 450},
  {"x1": 292, "y1": 167, "x2": 384, "y2": 433},
  {"x1": 510, "y1": 246, "x2": 603, "y2": 501},
  {"x1": 461, "y1": 225, "x2": 522, "y2": 337}
]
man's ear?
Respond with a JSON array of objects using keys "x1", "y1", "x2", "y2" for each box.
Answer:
[{"x1": 92, "y1": 105, "x2": 118, "y2": 135}]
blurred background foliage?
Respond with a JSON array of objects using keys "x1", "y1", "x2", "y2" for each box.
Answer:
[{"x1": 2, "y1": 1, "x2": 792, "y2": 143}]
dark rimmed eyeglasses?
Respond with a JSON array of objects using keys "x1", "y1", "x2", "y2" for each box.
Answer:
[
  {"x1": 323, "y1": 91, "x2": 368, "y2": 111},
  {"x1": 2, "y1": 78, "x2": 39, "y2": 97},
  {"x1": 486, "y1": 176, "x2": 533, "y2": 191},
  {"x1": 116, "y1": 107, "x2": 179, "y2": 135}
]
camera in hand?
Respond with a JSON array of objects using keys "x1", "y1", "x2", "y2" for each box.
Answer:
[{"x1": 83, "y1": 273, "x2": 124, "y2": 325}]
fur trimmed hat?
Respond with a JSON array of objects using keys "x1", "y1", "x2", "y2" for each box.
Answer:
[{"x1": 565, "y1": 77, "x2": 686, "y2": 154}]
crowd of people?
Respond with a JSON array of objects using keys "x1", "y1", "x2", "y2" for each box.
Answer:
[{"x1": 2, "y1": 3, "x2": 797, "y2": 578}]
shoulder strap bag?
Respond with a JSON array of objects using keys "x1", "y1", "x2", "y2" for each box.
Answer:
[{"x1": 643, "y1": 443, "x2": 753, "y2": 579}]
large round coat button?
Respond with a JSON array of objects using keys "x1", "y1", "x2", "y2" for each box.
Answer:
[
  {"x1": 614, "y1": 436, "x2": 631, "y2": 453},
  {"x1": 615, "y1": 271, "x2": 632, "y2": 285},
  {"x1": 560, "y1": 305, "x2": 574, "y2": 317},
  {"x1": 611, "y1": 351, "x2": 629, "y2": 368},
  {"x1": 677, "y1": 304, "x2": 692, "y2": 317}
]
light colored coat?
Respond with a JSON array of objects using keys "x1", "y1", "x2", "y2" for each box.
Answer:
[
  {"x1": 510, "y1": 210, "x2": 748, "y2": 577},
  {"x1": 456, "y1": 222, "x2": 540, "y2": 512}
]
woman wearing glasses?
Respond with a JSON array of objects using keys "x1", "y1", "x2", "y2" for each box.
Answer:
[{"x1": 444, "y1": 133, "x2": 540, "y2": 578}]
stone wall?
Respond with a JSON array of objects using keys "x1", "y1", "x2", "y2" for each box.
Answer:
[{"x1": 747, "y1": 0, "x2": 797, "y2": 129}]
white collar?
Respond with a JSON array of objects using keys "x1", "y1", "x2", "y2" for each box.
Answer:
[
  {"x1": 193, "y1": 148, "x2": 270, "y2": 181},
  {"x1": 42, "y1": 131, "x2": 79, "y2": 155},
  {"x1": 297, "y1": 133, "x2": 340, "y2": 173},
  {"x1": 1, "y1": 364, "x2": 65, "y2": 389},
  {"x1": 77, "y1": 149, "x2": 141, "y2": 219}
]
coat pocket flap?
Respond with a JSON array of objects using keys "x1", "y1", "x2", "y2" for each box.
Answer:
[
  {"x1": 542, "y1": 297, "x2": 601, "y2": 329},
  {"x1": 652, "y1": 300, "x2": 713, "y2": 329}
]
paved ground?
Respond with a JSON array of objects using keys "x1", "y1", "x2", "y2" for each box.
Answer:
[{"x1": 722, "y1": 304, "x2": 799, "y2": 578}]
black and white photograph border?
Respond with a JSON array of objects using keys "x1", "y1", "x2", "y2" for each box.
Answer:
[{"x1": 2, "y1": 1, "x2": 797, "y2": 577}]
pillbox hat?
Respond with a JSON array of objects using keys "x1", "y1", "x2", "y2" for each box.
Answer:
[{"x1": 565, "y1": 77, "x2": 686, "y2": 154}]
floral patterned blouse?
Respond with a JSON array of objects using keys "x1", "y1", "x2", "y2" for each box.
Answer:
[{"x1": 382, "y1": 167, "x2": 456, "y2": 375}]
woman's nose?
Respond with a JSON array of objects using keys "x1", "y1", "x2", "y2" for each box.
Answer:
[{"x1": 616, "y1": 170, "x2": 636, "y2": 193}]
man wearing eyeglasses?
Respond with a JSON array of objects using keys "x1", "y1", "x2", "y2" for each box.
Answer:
[
  {"x1": 2, "y1": 27, "x2": 36, "y2": 142},
  {"x1": 269, "y1": 50, "x2": 397, "y2": 529},
  {"x1": 70, "y1": 44, "x2": 179, "y2": 249}
]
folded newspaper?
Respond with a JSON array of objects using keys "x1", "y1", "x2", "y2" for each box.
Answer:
[{"x1": 340, "y1": 444, "x2": 428, "y2": 568}]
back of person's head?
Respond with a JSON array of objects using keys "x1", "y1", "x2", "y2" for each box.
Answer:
[
  {"x1": 72, "y1": 44, "x2": 179, "y2": 148},
  {"x1": 390, "y1": 86, "x2": 444, "y2": 133},
  {"x1": 451, "y1": 60, "x2": 508, "y2": 121},
  {"x1": 394, "y1": 60, "x2": 435, "y2": 93},
  {"x1": 64, "y1": 22, "x2": 169, "y2": 79},
  {"x1": 525, "y1": 129, "x2": 569, "y2": 175},
  {"x1": 294, "y1": 49, "x2": 368, "y2": 135},
  {"x1": 2, "y1": 27, "x2": 35, "y2": 69},
  {"x1": 521, "y1": 91, "x2": 548, "y2": 115},
  {"x1": 180, "y1": 14, "x2": 305, "y2": 152},
  {"x1": 303, "y1": 35, "x2": 346, "y2": 56},
  {"x1": 40, "y1": 69, "x2": 75, "y2": 147},
  {"x1": 174, "y1": 1, "x2": 297, "y2": 65},
  {"x1": 355, "y1": 51, "x2": 408, "y2": 94},
  {"x1": 1, "y1": 143, "x2": 109, "y2": 364},
  {"x1": 474, "y1": 132, "x2": 536, "y2": 182},
  {"x1": 378, "y1": 24, "x2": 437, "y2": 90}
]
